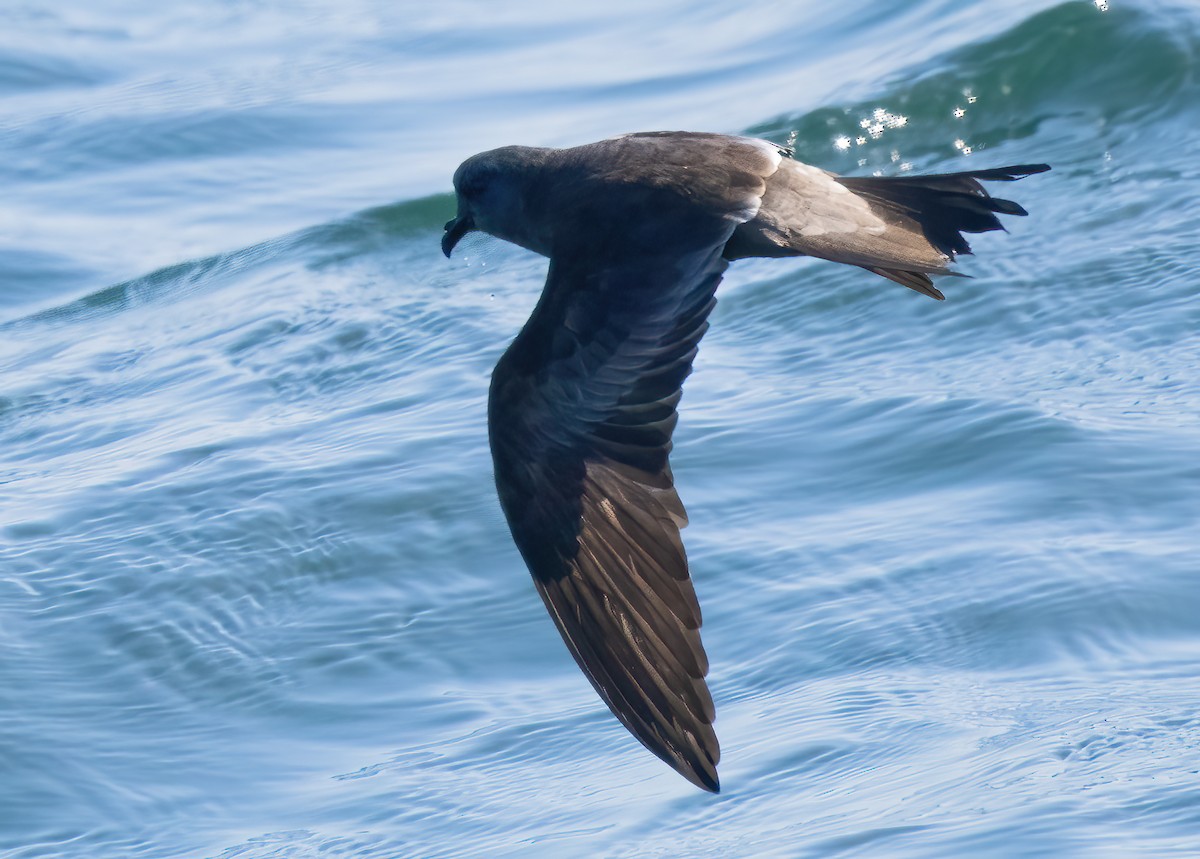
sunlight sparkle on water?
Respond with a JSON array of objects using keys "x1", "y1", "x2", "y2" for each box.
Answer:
[{"x1": 831, "y1": 105, "x2": 912, "y2": 168}]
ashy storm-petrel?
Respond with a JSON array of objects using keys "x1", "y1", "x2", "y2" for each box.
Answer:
[{"x1": 442, "y1": 131, "x2": 1048, "y2": 792}]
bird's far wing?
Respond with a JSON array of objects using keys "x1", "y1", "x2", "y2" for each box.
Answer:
[{"x1": 487, "y1": 234, "x2": 729, "y2": 792}]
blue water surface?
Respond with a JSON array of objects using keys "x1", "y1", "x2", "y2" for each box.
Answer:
[{"x1": 3, "y1": 1, "x2": 1199, "y2": 856}]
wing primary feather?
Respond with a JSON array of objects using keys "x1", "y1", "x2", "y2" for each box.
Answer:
[{"x1": 489, "y1": 250, "x2": 730, "y2": 792}]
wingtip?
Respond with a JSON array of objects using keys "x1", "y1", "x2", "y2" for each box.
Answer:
[
  {"x1": 683, "y1": 766, "x2": 721, "y2": 793},
  {"x1": 679, "y1": 758, "x2": 721, "y2": 793}
]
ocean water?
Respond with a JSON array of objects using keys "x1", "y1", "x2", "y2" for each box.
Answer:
[{"x1": 2, "y1": 0, "x2": 1198, "y2": 855}]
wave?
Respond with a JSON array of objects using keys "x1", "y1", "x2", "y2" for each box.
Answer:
[
  {"x1": 749, "y1": 2, "x2": 1199, "y2": 172},
  {"x1": 0, "y1": 193, "x2": 455, "y2": 333}
]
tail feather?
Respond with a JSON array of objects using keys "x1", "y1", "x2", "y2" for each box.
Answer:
[
  {"x1": 837, "y1": 164, "x2": 1050, "y2": 260},
  {"x1": 864, "y1": 266, "x2": 950, "y2": 301},
  {"x1": 724, "y1": 159, "x2": 1048, "y2": 301}
]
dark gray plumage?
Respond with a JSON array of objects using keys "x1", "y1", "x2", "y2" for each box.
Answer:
[{"x1": 442, "y1": 131, "x2": 1048, "y2": 792}]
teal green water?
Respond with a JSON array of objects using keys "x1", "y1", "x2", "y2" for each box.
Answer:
[{"x1": 3, "y1": 2, "x2": 1199, "y2": 856}]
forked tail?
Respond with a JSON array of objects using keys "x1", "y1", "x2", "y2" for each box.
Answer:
[{"x1": 836, "y1": 164, "x2": 1050, "y2": 299}]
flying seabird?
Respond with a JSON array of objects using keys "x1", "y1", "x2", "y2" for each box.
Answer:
[{"x1": 442, "y1": 131, "x2": 1048, "y2": 792}]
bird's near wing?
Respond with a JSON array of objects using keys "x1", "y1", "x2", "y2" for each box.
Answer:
[{"x1": 487, "y1": 232, "x2": 730, "y2": 791}]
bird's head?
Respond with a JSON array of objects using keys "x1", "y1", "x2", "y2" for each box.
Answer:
[{"x1": 442, "y1": 146, "x2": 553, "y2": 258}]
